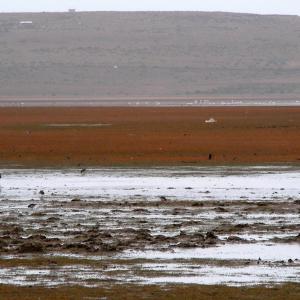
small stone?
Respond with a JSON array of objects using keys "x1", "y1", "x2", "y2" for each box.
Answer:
[
  {"x1": 18, "y1": 242, "x2": 44, "y2": 253},
  {"x1": 227, "y1": 236, "x2": 243, "y2": 242},
  {"x1": 206, "y1": 231, "x2": 217, "y2": 239},
  {"x1": 71, "y1": 198, "x2": 81, "y2": 202}
]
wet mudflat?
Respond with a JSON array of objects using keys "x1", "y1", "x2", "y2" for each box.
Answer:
[
  {"x1": 0, "y1": 166, "x2": 299, "y2": 288},
  {"x1": 1, "y1": 107, "x2": 300, "y2": 166}
]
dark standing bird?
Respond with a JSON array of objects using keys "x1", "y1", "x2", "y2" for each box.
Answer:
[
  {"x1": 257, "y1": 257, "x2": 262, "y2": 265},
  {"x1": 80, "y1": 168, "x2": 87, "y2": 175},
  {"x1": 39, "y1": 190, "x2": 45, "y2": 196},
  {"x1": 208, "y1": 153, "x2": 212, "y2": 160}
]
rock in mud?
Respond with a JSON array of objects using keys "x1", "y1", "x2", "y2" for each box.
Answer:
[
  {"x1": 154, "y1": 235, "x2": 171, "y2": 242},
  {"x1": 64, "y1": 243, "x2": 93, "y2": 252},
  {"x1": 215, "y1": 207, "x2": 228, "y2": 212},
  {"x1": 181, "y1": 220, "x2": 205, "y2": 226},
  {"x1": 31, "y1": 211, "x2": 46, "y2": 217},
  {"x1": 26, "y1": 234, "x2": 47, "y2": 241},
  {"x1": 227, "y1": 236, "x2": 245, "y2": 242},
  {"x1": 215, "y1": 223, "x2": 250, "y2": 233},
  {"x1": 206, "y1": 231, "x2": 217, "y2": 239},
  {"x1": 164, "y1": 223, "x2": 182, "y2": 229},
  {"x1": 178, "y1": 242, "x2": 198, "y2": 248},
  {"x1": 3, "y1": 226, "x2": 23, "y2": 236},
  {"x1": 172, "y1": 208, "x2": 188, "y2": 215},
  {"x1": 192, "y1": 202, "x2": 203, "y2": 207},
  {"x1": 71, "y1": 198, "x2": 81, "y2": 202},
  {"x1": 204, "y1": 231, "x2": 219, "y2": 245},
  {"x1": 101, "y1": 241, "x2": 119, "y2": 252},
  {"x1": 47, "y1": 217, "x2": 60, "y2": 222},
  {"x1": 133, "y1": 208, "x2": 149, "y2": 213},
  {"x1": 272, "y1": 234, "x2": 300, "y2": 243},
  {"x1": 179, "y1": 230, "x2": 187, "y2": 237},
  {"x1": 193, "y1": 232, "x2": 205, "y2": 241},
  {"x1": 136, "y1": 229, "x2": 153, "y2": 241},
  {"x1": 99, "y1": 231, "x2": 113, "y2": 238},
  {"x1": 17, "y1": 242, "x2": 44, "y2": 253},
  {"x1": 0, "y1": 239, "x2": 8, "y2": 249}
]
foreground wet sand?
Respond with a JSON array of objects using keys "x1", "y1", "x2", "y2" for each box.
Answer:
[
  {"x1": 0, "y1": 107, "x2": 299, "y2": 166},
  {"x1": 1, "y1": 284, "x2": 300, "y2": 300}
]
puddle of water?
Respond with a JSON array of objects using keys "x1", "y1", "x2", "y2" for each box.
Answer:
[
  {"x1": 141, "y1": 264, "x2": 300, "y2": 286},
  {"x1": 123, "y1": 243, "x2": 300, "y2": 261},
  {"x1": 44, "y1": 123, "x2": 111, "y2": 127},
  {"x1": 219, "y1": 232, "x2": 298, "y2": 242},
  {"x1": 0, "y1": 258, "x2": 298, "y2": 287}
]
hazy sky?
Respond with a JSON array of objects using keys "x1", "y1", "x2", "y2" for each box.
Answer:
[{"x1": 0, "y1": 0, "x2": 300, "y2": 15}]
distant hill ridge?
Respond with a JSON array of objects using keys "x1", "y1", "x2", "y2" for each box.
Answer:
[{"x1": 0, "y1": 11, "x2": 299, "y2": 101}]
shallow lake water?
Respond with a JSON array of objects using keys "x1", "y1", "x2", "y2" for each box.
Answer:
[{"x1": 1, "y1": 166, "x2": 299, "y2": 202}]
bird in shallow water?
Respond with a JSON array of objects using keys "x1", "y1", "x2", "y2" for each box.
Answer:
[
  {"x1": 80, "y1": 168, "x2": 87, "y2": 175},
  {"x1": 160, "y1": 196, "x2": 168, "y2": 202},
  {"x1": 28, "y1": 203, "x2": 37, "y2": 209}
]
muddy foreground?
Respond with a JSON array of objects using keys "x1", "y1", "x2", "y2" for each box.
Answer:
[
  {"x1": 1, "y1": 283, "x2": 300, "y2": 300},
  {"x1": 0, "y1": 167, "x2": 299, "y2": 299}
]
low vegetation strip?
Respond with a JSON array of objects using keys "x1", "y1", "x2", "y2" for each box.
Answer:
[{"x1": 1, "y1": 284, "x2": 300, "y2": 300}]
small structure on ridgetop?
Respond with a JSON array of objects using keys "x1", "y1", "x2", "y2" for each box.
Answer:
[
  {"x1": 19, "y1": 21, "x2": 33, "y2": 27},
  {"x1": 19, "y1": 21, "x2": 33, "y2": 25}
]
